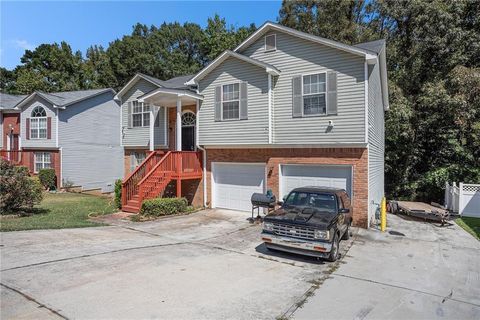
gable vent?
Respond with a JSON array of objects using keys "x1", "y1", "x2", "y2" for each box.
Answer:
[{"x1": 265, "y1": 34, "x2": 276, "y2": 52}]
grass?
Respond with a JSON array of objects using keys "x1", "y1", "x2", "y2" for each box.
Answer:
[
  {"x1": 455, "y1": 217, "x2": 480, "y2": 240},
  {"x1": 0, "y1": 192, "x2": 117, "y2": 232}
]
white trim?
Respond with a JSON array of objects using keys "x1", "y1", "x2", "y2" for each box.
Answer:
[
  {"x1": 268, "y1": 74, "x2": 273, "y2": 143},
  {"x1": 221, "y1": 82, "x2": 241, "y2": 121},
  {"x1": 176, "y1": 97, "x2": 182, "y2": 151},
  {"x1": 119, "y1": 98, "x2": 124, "y2": 147},
  {"x1": 301, "y1": 72, "x2": 328, "y2": 117},
  {"x1": 366, "y1": 144, "x2": 370, "y2": 228},
  {"x1": 55, "y1": 108, "x2": 59, "y2": 148},
  {"x1": 138, "y1": 88, "x2": 204, "y2": 102},
  {"x1": 6, "y1": 133, "x2": 10, "y2": 151},
  {"x1": 164, "y1": 106, "x2": 168, "y2": 147},
  {"x1": 364, "y1": 61, "x2": 369, "y2": 144},
  {"x1": 203, "y1": 143, "x2": 368, "y2": 149},
  {"x1": 211, "y1": 162, "x2": 267, "y2": 210},
  {"x1": 234, "y1": 22, "x2": 376, "y2": 59},
  {"x1": 115, "y1": 74, "x2": 162, "y2": 99},
  {"x1": 149, "y1": 108, "x2": 154, "y2": 151},
  {"x1": 186, "y1": 50, "x2": 281, "y2": 85}
]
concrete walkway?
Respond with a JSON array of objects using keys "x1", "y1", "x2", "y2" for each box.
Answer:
[{"x1": 292, "y1": 214, "x2": 480, "y2": 320}]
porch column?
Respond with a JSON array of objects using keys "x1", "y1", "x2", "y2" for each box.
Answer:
[
  {"x1": 176, "y1": 96, "x2": 182, "y2": 151},
  {"x1": 149, "y1": 106, "x2": 154, "y2": 151}
]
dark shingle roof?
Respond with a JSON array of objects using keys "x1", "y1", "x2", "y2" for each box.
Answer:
[
  {"x1": 0, "y1": 93, "x2": 27, "y2": 110},
  {"x1": 14, "y1": 88, "x2": 114, "y2": 109},
  {"x1": 353, "y1": 39, "x2": 385, "y2": 54},
  {"x1": 162, "y1": 74, "x2": 194, "y2": 89}
]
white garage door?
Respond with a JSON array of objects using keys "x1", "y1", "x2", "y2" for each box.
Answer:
[
  {"x1": 212, "y1": 163, "x2": 265, "y2": 212},
  {"x1": 280, "y1": 165, "x2": 352, "y2": 199}
]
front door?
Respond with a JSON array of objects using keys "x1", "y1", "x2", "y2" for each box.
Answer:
[
  {"x1": 181, "y1": 111, "x2": 196, "y2": 151},
  {"x1": 181, "y1": 127, "x2": 195, "y2": 151}
]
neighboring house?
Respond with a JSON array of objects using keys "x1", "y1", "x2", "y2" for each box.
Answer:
[
  {"x1": 0, "y1": 93, "x2": 24, "y2": 155},
  {"x1": 120, "y1": 21, "x2": 389, "y2": 228},
  {"x1": 0, "y1": 89, "x2": 123, "y2": 192}
]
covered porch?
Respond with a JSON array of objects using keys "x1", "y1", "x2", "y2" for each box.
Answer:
[{"x1": 121, "y1": 88, "x2": 204, "y2": 213}]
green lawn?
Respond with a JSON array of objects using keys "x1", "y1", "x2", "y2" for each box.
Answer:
[
  {"x1": 455, "y1": 217, "x2": 480, "y2": 240},
  {"x1": 0, "y1": 193, "x2": 117, "y2": 232}
]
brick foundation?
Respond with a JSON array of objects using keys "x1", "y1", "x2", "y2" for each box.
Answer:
[
  {"x1": 205, "y1": 148, "x2": 369, "y2": 228},
  {"x1": 21, "y1": 149, "x2": 61, "y2": 189}
]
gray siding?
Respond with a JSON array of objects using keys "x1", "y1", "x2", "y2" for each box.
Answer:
[
  {"x1": 58, "y1": 91, "x2": 123, "y2": 192},
  {"x1": 121, "y1": 78, "x2": 158, "y2": 147},
  {"x1": 367, "y1": 62, "x2": 385, "y2": 225},
  {"x1": 20, "y1": 96, "x2": 57, "y2": 149},
  {"x1": 241, "y1": 31, "x2": 366, "y2": 144},
  {"x1": 198, "y1": 57, "x2": 269, "y2": 145}
]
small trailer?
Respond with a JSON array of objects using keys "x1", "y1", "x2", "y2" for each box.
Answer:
[{"x1": 389, "y1": 201, "x2": 450, "y2": 226}]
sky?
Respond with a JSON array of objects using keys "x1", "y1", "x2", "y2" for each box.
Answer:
[{"x1": 0, "y1": 1, "x2": 281, "y2": 70}]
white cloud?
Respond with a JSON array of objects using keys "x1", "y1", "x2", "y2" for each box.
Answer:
[{"x1": 13, "y1": 39, "x2": 35, "y2": 51}]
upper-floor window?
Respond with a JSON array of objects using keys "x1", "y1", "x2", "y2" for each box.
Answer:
[
  {"x1": 303, "y1": 73, "x2": 326, "y2": 116},
  {"x1": 30, "y1": 106, "x2": 47, "y2": 139},
  {"x1": 265, "y1": 34, "x2": 276, "y2": 52},
  {"x1": 222, "y1": 83, "x2": 240, "y2": 120},
  {"x1": 132, "y1": 101, "x2": 150, "y2": 127}
]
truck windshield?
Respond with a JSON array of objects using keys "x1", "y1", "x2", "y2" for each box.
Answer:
[{"x1": 284, "y1": 192, "x2": 337, "y2": 214}]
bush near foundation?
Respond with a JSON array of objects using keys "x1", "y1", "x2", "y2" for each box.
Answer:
[
  {"x1": 140, "y1": 197, "x2": 188, "y2": 216},
  {"x1": 0, "y1": 159, "x2": 43, "y2": 212},
  {"x1": 114, "y1": 179, "x2": 122, "y2": 208},
  {"x1": 38, "y1": 168, "x2": 56, "y2": 190}
]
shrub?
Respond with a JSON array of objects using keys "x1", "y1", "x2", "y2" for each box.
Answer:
[
  {"x1": 140, "y1": 197, "x2": 188, "y2": 216},
  {"x1": 38, "y1": 168, "x2": 56, "y2": 190},
  {"x1": 0, "y1": 159, "x2": 43, "y2": 212},
  {"x1": 114, "y1": 179, "x2": 123, "y2": 208},
  {"x1": 62, "y1": 179, "x2": 75, "y2": 192}
]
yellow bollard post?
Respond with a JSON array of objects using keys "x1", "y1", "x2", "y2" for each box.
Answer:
[{"x1": 380, "y1": 197, "x2": 387, "y2": 232}]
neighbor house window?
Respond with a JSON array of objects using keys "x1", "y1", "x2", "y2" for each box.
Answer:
[
  {"x1": 132, "y1": 101, "x2": 150, "y2": 127},
  {"x1": 30, "y1": 106, "x2": 47, "y2": 139},
  {"x1": 34, "y1": 152, "x2": 51, "y2": 173},
  {"x1": 130, "y1": 151, "x2": 146, "y2": 172},
  {"x1": 303, "y1": 73, "x2": 326, "y2": 115},
  {"x1": 222, "y1": 83, "x2": 240, "y2": 120}
]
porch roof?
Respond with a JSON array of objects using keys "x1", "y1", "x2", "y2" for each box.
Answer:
[{"x1": 137, "y1": 88, "x2": 203, "y2": 107}]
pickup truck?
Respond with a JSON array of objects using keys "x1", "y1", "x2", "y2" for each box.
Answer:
[{"x1": 260, "y1": 187, "x2": 353, "y2": 262}]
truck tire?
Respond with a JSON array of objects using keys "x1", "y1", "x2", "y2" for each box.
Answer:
[
  {"x1": 342, "y1": 223, "x2": 351, "y2": 240},
  {"x1": 327, "y1": 234, "x2": 340, "y2": 262}
]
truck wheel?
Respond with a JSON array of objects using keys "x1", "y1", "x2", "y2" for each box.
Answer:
[{"x1": 327, "y1": 234, "x2": 339, "y2": 262}]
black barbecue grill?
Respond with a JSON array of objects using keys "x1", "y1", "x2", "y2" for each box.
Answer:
[{"x1": 250, "y1": 190, "x2": 276, "y2": 222}]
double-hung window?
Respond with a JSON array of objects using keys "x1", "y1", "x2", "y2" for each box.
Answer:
[
  {"x1": 132, "y1": 101, "x2": 150, "y2": 127},
  {"x1": 30, "y1": 106, "x2": 47, "y2": 139},
  {"x1": 34, "y1": 152, "x2": 51, "y2": 173},
  {"x1": 222, "y1": 83, "x2": 240, "y2": 120},
  {"x1": 303, "y1": 73, "x2": 326, "y2": 116}
]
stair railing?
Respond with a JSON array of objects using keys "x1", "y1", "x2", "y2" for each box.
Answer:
[
  {"x1": 137, "y1": 151, "x2": 175, "y2": 205},
  {"x1": 122, "y1": 151, "x2": 164, "y2": 206}
]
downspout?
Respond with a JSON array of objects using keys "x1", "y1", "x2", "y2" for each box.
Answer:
[
  {"x1": 195, "y1": 98, "x2": 207, "y2": 208},
  {"x1": 268, "y1": 73, "x2": 273, "y2": 144}
]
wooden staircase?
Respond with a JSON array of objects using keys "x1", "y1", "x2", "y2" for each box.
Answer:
[{"x1": 122, "y1": 151, "x2": 202, "y2": 213}]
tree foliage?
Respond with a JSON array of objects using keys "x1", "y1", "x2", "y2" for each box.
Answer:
[{"x1": 1, "y1": 6, "x2": 478, "y2": 202}]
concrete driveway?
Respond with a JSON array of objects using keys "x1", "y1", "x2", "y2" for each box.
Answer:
[
  {"x1": 0, "y1": 209, "x2": 354, "y2": 320},
  {"x1": 1, "y1": 210, "x2": 479, "y2": 319}
]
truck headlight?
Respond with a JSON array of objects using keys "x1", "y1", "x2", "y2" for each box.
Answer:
[
  {"x1": 314, "y1": 230, "x2": 329, "y2": 240},
  {"x1": 263, "y1": 222, "x2": 274, "y2": 232}
]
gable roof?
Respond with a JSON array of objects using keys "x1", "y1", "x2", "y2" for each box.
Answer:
[
  {"x1": 185, "y1": 50, "x2": 280, "y2": 85},
  {"x1": 234, "y1": 21, "x2": 378, "y2": 61},
  {"x1": 14, "y1": 88, "x2": 115, "y2": 110},
  {"x1": 163, "y1": 74, "x2": 194, "y2": 89},
  {"x1": 0, "y1": 92, "x2": 26, "y2": 110},
  {"x1": 354, "y1": 39, "x2": 386, "y2": 54}
]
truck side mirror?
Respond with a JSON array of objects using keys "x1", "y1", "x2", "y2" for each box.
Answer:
[
  {"x1": 339, "y1": 208, "x2": 350, "y2": 213},
  {"x1": 277, "y1": 201, "x2": 284, "y2": 206}
]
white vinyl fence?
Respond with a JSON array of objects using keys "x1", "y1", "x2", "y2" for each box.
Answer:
[{"x1": 445, "y1": 182, "x2": 480, "y2": 217}]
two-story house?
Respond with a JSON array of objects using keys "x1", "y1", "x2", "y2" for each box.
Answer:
[
  {"x1": 120, "y1": 22, "x2": 388, "y2": 228},
  {"x1": 0, "y1": 89, "x2": 123, "y2": 192}
]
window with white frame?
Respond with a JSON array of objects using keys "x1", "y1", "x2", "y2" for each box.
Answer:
[
  {"x1": 30, "y1": 106, "x2": 47, "y2": 139},
  {"x1": 34, "y1": 152, "x2": 51, "y2": 173},
  {"x1": 132, "y1": 101, "x2": 150, "y2": 127},
  {"x1": 303, "y1": 73, "x2": 327, "y2": 115},
  {"x1": 222, "y1": 83, "x2": 240, "y2": 120}
]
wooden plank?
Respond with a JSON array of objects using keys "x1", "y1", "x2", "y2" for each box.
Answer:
[{"x1": 397, "y1": 201, "x2": 448, "y2": 214}]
